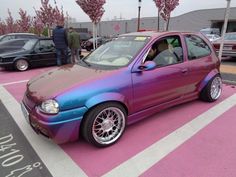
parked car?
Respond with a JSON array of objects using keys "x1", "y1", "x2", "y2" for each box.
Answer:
[
  {"x1": 212, "y1": 32, "x2": 236, "y2": 57},
  {"x1": 0, "y1": 33, "x2": 37, "y2": 43},
  {"x1": 205, "y1": 34, "x2": 220, "y2": 43},
  {"x1": 0, "y1": 38, "x2": 67, "y2": 71},
  {"x1": 21, "y1": 31, "x2": 222, "y2": 147},
  {"x1": 82, "y1": 37, "x2": 111, "y2": 51},
  {"x1": 79, "y1": 32, "x2": 92, "y2": 43},
  {"x1": 200, "y1": 28, "x2": 220, "y2": 36},
  {"x1": 0, "y1": 39, "x2": 30, "y2": 54}
]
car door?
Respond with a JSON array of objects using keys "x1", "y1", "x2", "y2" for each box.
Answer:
[
  {"x1": 131, "y1": 35, "x2": 189, "y2": 113},
  {"x1": 183, "y1": 34, "x2": 214, "y2": 95},
  {"x1": 30, "y1": 39, "x2": 56, "y2": 66}
]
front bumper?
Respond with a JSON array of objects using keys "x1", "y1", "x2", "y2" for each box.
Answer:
[
  {"x1": 21, "y1": 102, "x2": 88, "y2": 144},
  {"x1": 0, "y1": 61, "x2": 13, "y2": 67}
]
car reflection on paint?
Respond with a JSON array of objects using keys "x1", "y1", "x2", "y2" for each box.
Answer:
[
  {"x1": 0, "y1": 38, "x2": 67, "y2": 71},
  {"x1": 21, "y1": 31, "x2": 222, "y2": 147}
]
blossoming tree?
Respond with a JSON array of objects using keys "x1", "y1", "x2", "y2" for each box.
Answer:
[
  {"x1": 154, "y1": 0, "x2": 179, "y2": 31},
  {"x1": 35, "y1": 0, "x2": 64, "y2": 36},
  {"x1": 0, "y1": 19, "x2": 6, "y2": 35},
  {"x1": 17, "y1": 9, "x2": 31, "y2": 32},
  {"x1": 75, "y1": 0, "x2": 106, "y2": 49},
  {"x1": 5, "y1": 9, "x2": 18, "y2": 33}
]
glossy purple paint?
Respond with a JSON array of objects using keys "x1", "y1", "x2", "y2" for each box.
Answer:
[{"x1": 21, "y1": 31, "x2": 221, "y2": 144}]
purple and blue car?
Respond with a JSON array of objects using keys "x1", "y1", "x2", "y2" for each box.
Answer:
[{"x1": 21, "y1": 31, "x2": 222, "y2": 147}]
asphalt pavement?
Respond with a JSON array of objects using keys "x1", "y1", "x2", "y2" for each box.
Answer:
[{"x1": 0, "y1": 101, "x2": 52, "y2": 177}]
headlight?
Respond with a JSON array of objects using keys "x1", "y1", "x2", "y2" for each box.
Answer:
[{"x1": 40, "y1": 100, "x2": 59, "y2": 114}]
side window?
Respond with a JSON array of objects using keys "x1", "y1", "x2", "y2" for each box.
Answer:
[
  {"x1": 1, "y1": 35, "x2": 15, "y2": 42},
  {"x1": 185, "y1": 35, "x2": 211, "y2": 60},
  {"x1": 11, "y1": 40, "x2": 25, "y2": 46},
  {"x1": 35, "y1": 40, "x2": 55, "y2": 52},
  {"x1": 145, "y1": 35, "x2": 183, "y2": 67}
]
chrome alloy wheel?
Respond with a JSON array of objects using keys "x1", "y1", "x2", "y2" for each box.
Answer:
[
  {"x1": 92, "y1": 107, "x2": 126, "y2": 145},
  {"x1": 16, "y1": 59, "x2": 28, "y2": 71},
  {"x1": 210, "y1": 76, "x2": 222, "y2": 100}
]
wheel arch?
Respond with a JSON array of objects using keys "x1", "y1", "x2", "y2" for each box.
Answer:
[
  {"x1": 198, "y1": 69, "x2": 221, "y2": 92},
  {"x1": 13, "y1": 56, "x2": 30, "y2": 63},
  {"x1": 84, "y1": 92, "x2": 129, "y2": 114}
]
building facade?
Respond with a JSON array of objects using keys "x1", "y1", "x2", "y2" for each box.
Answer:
[{"x1": 70, "y1": 7, "x2": 236, "y2": 37}]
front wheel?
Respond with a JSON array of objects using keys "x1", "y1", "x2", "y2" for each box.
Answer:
[
  {"x1": 82, "y1": 102, "x2": 127, "y2": 147},
  {"x1": 14, "y1": 59, "x2": 29, "y2": 71},
  {"x1": 200, "y1": 74, "x2": 222, "y2": 102}
]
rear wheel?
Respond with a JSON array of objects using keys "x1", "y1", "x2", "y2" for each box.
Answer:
[
  {"x1": 14, "y1": 59, "x2": 29, "y2": 71},
  {"x1": 82, "y1": 102, "x2": 127, "y2": 147},
  {"x1": 200, "y1": 74, "x2": 222, "y2": 102}
]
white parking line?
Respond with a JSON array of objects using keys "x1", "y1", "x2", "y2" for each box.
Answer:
[
  {"x1": 0, "y1": 86, "x2": 88, "y2": 177},
  {"x1": 103, "y1": 94, "x2": 236, "y2": 177},
  {"x1": 1, "y1": 80, "x2": 29, "y2": 86}
]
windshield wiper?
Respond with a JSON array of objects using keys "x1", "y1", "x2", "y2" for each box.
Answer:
[{"x1": 80, "y1": 58, "x2": 91, "y2": 67}]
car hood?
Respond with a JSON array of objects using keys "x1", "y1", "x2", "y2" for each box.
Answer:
[
  {"x1": 0, "y1": 49, "x2": 29, "y2": 57},
  {"x1": 27, "y1": 64, "x2": 116, "y2": 102}
]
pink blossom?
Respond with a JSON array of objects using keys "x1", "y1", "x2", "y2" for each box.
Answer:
[
  {"x1": 17, "y1": 9, "x2": 31, "y2": 32},
  {"x1": 75, "y1": 0, "x2": 106, "y2": 24},
  {"x1": 154, "y1": 0, "x2": 179, "y2": 21}
]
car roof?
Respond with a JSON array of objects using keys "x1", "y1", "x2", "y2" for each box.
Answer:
[
  {"x1": 38, "y1": 37, "x2": 52, "y2": 40},
  {"x1": 3, "y1": 33, "x2": 36, "y2": 36},
  {"x1": 0, "y1": 38, "x2": 30, "y2": 44},
  {"x1": 120, "y1": 31, "x2": 202, "y2": 38}
]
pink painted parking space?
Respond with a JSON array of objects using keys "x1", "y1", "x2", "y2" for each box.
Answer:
[
  {"x1": 61, "y1": 84, "x2": 236, "y2": 176},
  {"x1": 0, "y1": 66, "x2": 56, "y2": 85},
  {"x1": 2, "y1": 65, "x2": 236, "y2": 177},
  {"x1": 141, "y1": 105, "x2": 236, "y2": 177}
]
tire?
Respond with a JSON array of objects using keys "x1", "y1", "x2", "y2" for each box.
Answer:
[
  {"x1": 14, "y1": 59, "x2": 29, "y2": 71},
  {"x1": 200, "y1": 74, "x2": 222, "y2": 102},
  {"x1": 82, "y1": 102, "x2": 127, "y2": 147}
]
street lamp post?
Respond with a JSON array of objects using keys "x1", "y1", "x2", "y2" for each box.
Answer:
[
  {"x1": 137, "y1": 0, "x2": 142, "y2": 31},
  {"x1": 218, "y1": 0, "x2": 231, "y2": 61}
]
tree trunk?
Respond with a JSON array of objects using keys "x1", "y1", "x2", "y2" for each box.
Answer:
[
  {"x1": 47, "y1": 24, "x2": 50, "y2": 37},
  {"x1": 166, "y1": 13, "x2": 171, "y2": 31},
  {"x1": 157, "y1": 9, "x2": 160, "y2": 31},
  {"x1": 92, "y1": 23, "x2": 95, "y2": 50},
  {"x1": 95, "y1": 23, "x2": 98, "y2": 49}
]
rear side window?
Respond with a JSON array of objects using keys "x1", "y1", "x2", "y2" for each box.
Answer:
[
  {"x1": 1, "y1": 35, "x2": 15, "y2": 42},
  {"x1": 185, "y1": 35, "x2": 211, "y2": 60}
]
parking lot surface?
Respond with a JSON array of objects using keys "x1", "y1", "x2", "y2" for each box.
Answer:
[{"x1": 0, "y1": 64, "x2": 236, "y2": 177}]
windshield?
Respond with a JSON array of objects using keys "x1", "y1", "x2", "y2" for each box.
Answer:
[
  {"x1": 22, "y1": 39, "x2": 37, "y2": 50},
  {"x1": 224, "y1": 33, "x2": 236, "y2": 40},
  {"x1": 84, "y1": 36, "x2": 150, "y2": 67}
]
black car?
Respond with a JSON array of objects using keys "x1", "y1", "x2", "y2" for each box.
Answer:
[
  {"x1": 0, "y1": 33, "x2": 37, "y2": 43},
  {"x1": 82, "y1": 37, "x2": 111, "y2": 51},
  {"x1": 0, "y1": 38, "x2": 67, "y2": 71},
  {"x1": 79, "y1": 32, "x2": 92, "y2": 43},
  {"x1": 0, "y1": 39, "x2": 30, "y2": 54}
]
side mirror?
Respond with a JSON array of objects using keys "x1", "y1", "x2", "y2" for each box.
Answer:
[{"x1": 138, "y1": 61, "x2": 156, "y2": 71}]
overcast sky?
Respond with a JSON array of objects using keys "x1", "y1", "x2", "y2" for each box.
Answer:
[{"x1": 0, "y1": 0, "x2": 235, "y2": 22}]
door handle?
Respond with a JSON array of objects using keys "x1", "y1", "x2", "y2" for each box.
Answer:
[{"x1": 181, "y1": 69, "x2": 188, "y2": 74}]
